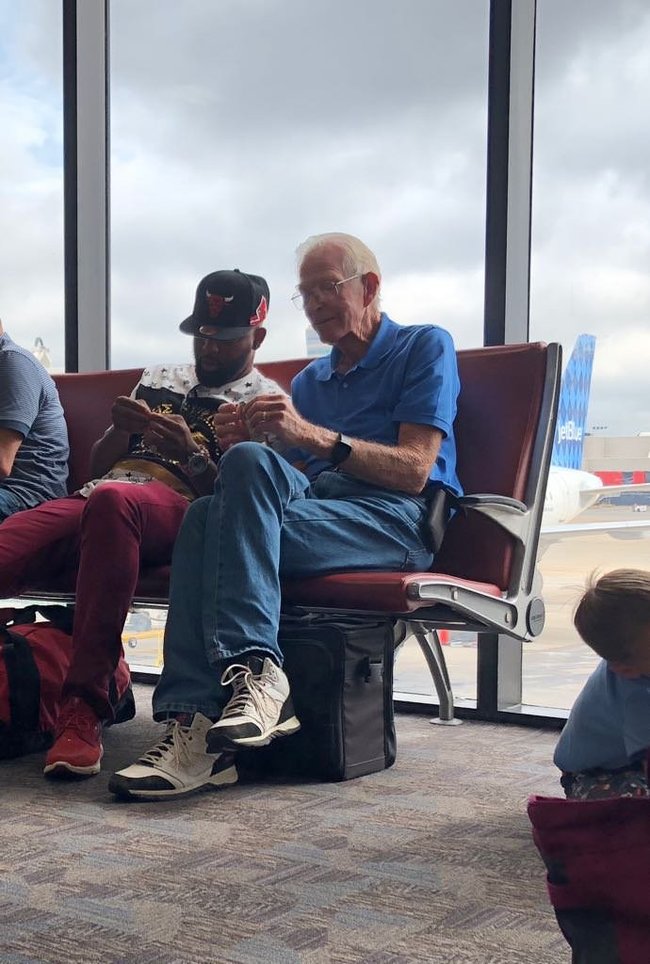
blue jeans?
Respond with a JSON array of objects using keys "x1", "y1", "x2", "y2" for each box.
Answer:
[
  {"x1": 153, "y1": 442, "x2": 434, "y2": 719},
  {"x1": 0, "y1": 487, "x2": 27, "y2": 522}
]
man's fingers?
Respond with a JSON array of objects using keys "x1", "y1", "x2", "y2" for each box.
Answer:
[{"x1": 115, "y1": 396, "x2": 151, "y2": 413}]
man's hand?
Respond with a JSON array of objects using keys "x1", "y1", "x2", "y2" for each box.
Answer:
[
  {"x1": 241, "y1": 394, "x2": 311, "y2": 447},
  {"x1": 111, "y1": 396, "x2": 152, "y2": 435},
  {"x1": 213, "y1": 402, "x2": 251, "y2": 450},
  {"x1": 142, "y1": 412, "x2": 198, "y2": 462}
]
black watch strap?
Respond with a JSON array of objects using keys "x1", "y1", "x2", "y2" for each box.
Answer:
[{"x1": 330, "y1": 433, "x2": 353, "y2": 467}]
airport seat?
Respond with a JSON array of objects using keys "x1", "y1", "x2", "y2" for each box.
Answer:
[
  {"x1": 281, "y1": 342, "x2": 561, "y2": 720},
  {"x1": 25, "y1": 342, "x2": 561, "y2": 722}
]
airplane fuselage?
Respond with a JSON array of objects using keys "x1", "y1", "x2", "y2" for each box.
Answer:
[{"x1": 543, "y1": 466, "x2": 603, "y2": 525}]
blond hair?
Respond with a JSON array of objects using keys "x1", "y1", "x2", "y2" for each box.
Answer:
[{"x1": 574, "y1": 569, "x2": 650, "y2": 662}]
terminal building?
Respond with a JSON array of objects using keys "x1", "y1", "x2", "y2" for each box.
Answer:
[{"x1": 585, "y1": 434, "x2": 650, "y2": 499}]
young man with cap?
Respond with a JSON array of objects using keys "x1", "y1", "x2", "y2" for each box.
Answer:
[
  {"x1": 0, "y1": 319, "x2": 69, "y2": 521},
  {"x1": 110, "y1": 232, "x2": 462, "y2": 801},
  {"x1": 0, "y1": 269, "x2": 283, "y2": 778}
]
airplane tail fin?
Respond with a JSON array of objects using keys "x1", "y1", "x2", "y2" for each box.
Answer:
[{"x1": 551, "y1": 334, "x2": 596, "y2": 470}]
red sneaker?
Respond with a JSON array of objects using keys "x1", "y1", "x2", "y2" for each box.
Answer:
[{"x1": 44, "y1": 697, "x2": 103, "y2": 778}]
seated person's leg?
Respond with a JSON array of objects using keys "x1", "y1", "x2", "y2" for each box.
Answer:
[
  {"x1": 206, "y1": 461, "x2": 434, "y2": 754},
  {"x1": 0, "y1": 495, "x2": 84, "y2": 595},
  {"x1": 44, "y1": 481, "x2": 189, "y2": 780},
  {"x1": 110, "y1": 443, "x2": 434, "y2": 800},
  {"x1": 110, "y1": 495, "x2": 240, "y2": 799},
  {"x1": 112, "y1": 445, "x2": 311, "y2": 799}
]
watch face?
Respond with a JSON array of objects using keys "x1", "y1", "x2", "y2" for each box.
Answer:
[{"x1": 186, "y1": 451, "x2": 209, "y2": 476}]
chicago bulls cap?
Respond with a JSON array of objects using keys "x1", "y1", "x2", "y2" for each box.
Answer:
[{"x1": 179, "y1": 269, "x2": 270, "y2": 340}]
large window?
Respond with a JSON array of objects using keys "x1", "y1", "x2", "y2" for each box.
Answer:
[
  {"x1": 110, "y1": 1, "x2": 490, "y2": 696},
  {"x1": 109, "y1": 0, "x2": 488, "y2": 365},
  {"x1": 527, "y1": 0, "x2": 650, "y2": 710},
  {"x1": 0, "y1": 0, "x2": 64, "y2": 371}
]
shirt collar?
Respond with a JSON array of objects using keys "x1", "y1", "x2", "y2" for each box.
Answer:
[{"x1": 315, "y1": 314, "x2": 398, "y2": 380}]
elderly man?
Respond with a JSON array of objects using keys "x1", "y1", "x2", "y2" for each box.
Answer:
[
  {"x1": 0, "y1": 269, "x2": 283, "y2": 777},
  {"x1": 0, "y1": 320, "x2": 69, "y2": 520},
  {"x1": 111, "y1": 233, "x2": 462, "y2": 800}
]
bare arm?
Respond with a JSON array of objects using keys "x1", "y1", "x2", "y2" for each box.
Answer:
[
  {"x1": 90, "y1": 426, "x2": 132, "y2": 479},
  {"x1": 331, "y1": 422, "x2": 442, "y2": 494},
  {"x1": 0, "y1": 427, "x2": 23, "y2": 479},
  {"x1": 244, "y1": 394, "x2": 442, "y2": 495}
]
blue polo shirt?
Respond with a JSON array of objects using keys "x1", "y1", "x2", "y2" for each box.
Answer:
[
  {"x1": 554, "y1": 660, "x2": 650, "y2": 772},
  {"x1": 290, "y1": 314, "x2": 462, "y2": 496}
]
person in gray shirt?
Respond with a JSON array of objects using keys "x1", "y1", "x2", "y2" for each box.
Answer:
[{"x1": 0, "y1": 320, "x2": 69, "y2": 520}]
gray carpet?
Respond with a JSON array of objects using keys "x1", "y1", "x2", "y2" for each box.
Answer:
[{"x1": 1, "y1": 685, "x2": 567, "y2": 963}]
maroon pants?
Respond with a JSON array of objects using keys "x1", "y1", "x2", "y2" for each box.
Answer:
[{"x1": 0, "y1": 482, "x2": 188, "y2": 719}]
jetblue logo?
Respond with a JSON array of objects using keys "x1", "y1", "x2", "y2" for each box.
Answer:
[{"x1": 557, "y1": 421, "x2": 583, "y2": 443}]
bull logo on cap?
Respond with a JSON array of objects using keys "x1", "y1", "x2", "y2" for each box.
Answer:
[
  {"x1": 249, "y1": 296, "x2": 268, "y2": 327},
  {"x1": 206, "y1": 292, "x2": 234, "y2": 318}
]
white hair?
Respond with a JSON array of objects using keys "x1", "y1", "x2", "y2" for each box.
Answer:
[{"x1": 295, "y1": 232, "x2": 382, "y2": 313}]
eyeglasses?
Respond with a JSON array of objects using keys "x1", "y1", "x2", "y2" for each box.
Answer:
[{"x1": 291, "y1": 274, "x2": 361, "y2": 311}]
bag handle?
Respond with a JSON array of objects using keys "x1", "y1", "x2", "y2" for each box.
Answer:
[
  {"x1": 0, "y1": 625, "x2": 42, "y2": 734},
  {"x1": 0, "y1": 604, "x2": 75, "y2": 635}
]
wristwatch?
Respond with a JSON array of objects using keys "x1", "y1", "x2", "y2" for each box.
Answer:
[
  {"x1": 184, "y1": 447, "x2": 210, "y2": 477},
  {"x1": 330, "y1": 433, "x2": 353, "y2": 467}
]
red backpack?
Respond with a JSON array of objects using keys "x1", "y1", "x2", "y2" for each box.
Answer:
[{"x1": 0, "y1": 606, "x2": 133, "y2": 759}]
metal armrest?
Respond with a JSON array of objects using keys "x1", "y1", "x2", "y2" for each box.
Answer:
[{"x1": 459, "y1": 493, "x2": 530, "y2": 542}]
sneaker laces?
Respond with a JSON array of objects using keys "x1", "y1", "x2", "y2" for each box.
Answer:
[
  {"x1": 137, "y1": 720, "x2": 203, "y2": 770},
  {"x1": 219, "y1": 662, "x2": 278, "y2": 724},
  {"x1": 56, "y1": 700, "x2": 98, "y2": 738}
]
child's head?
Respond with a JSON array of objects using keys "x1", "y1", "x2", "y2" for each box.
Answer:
[{"x1": 574, "y1": 569, "x2": 650, "y2": 678}]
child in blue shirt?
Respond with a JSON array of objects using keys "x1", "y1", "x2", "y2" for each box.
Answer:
[{"x1": 554, "y1": 568, "x2": 650, "y2": 800}]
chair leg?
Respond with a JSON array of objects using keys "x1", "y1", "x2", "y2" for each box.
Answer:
[
  {"x1": 411, "y1": 625, "x2": 462, "y2": 726},
  {"x1": 392, "y1": 619, "x2": 409, "y2": 655}
]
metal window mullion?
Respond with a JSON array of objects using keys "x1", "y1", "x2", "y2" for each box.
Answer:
[
  {"x1": 480, "y1": 0, "x2": 537, "y2": 718},
  {"x1": 484, "y1": 0, "x2": 536, "y2": 347},
  {"x1": 63, "y1": 0, "x2": 110, "y2": 372}
]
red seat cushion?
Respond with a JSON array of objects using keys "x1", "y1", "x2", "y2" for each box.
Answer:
[
  {"x1": 282, "y1": 570, "x2": 502, "y2": 613},
  {"x1": 29, "y1": 567, "x2": 502, "y2": 616}
]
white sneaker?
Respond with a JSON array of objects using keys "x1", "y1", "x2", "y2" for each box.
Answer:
[
  {"x1": 108, "y1": 713, "x2": 238, "y2": 800},
  {"x1": 206, "y1": 656, "x2": 301, "y2": 752}
]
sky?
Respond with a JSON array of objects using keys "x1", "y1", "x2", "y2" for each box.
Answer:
[{"x1": 1, "y1": 0, "x2": 649, "y2": 434}]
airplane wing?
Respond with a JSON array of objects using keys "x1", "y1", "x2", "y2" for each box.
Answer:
[
  {"x1": 578, "y1": 482, "x2": 650, "y2": 512},
  {"x1": 540, "y1": 517, "x2": 650, "y2": 552}
]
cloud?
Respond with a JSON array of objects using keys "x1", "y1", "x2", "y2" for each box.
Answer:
[
  {"x1": 588, "y1": 327, "x2": 650, "y2": 432},
  {"x1": 1, "y1": 0, "x2": 649, "y2": 434},
  {"x1": 0, "y1": 1, "x2": 63, "y2": 355},
  {"x1": 104, "y1": 0, "x2": 493, "y2": 366}
]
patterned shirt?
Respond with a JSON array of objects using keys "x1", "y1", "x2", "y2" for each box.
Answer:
[{"x1": 80, "y1": 364, "x2": 283, "y2": 500}]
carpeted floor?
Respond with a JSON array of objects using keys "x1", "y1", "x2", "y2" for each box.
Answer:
[{"x1": 1, "y1": 685, "x2": 568, "y2": 963}]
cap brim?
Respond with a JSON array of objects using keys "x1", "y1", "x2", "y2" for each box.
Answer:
[
  {"x1": 179, "y1": 316, "x2": 197, "y2": 335},
  {"x1": 179, "y1": 318, "x2": 261, "y2": 340}
]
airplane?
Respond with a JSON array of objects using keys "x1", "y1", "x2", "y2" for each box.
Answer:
[{"x1": 541, "y1": 333, "x2": 650, "y2": 541}]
